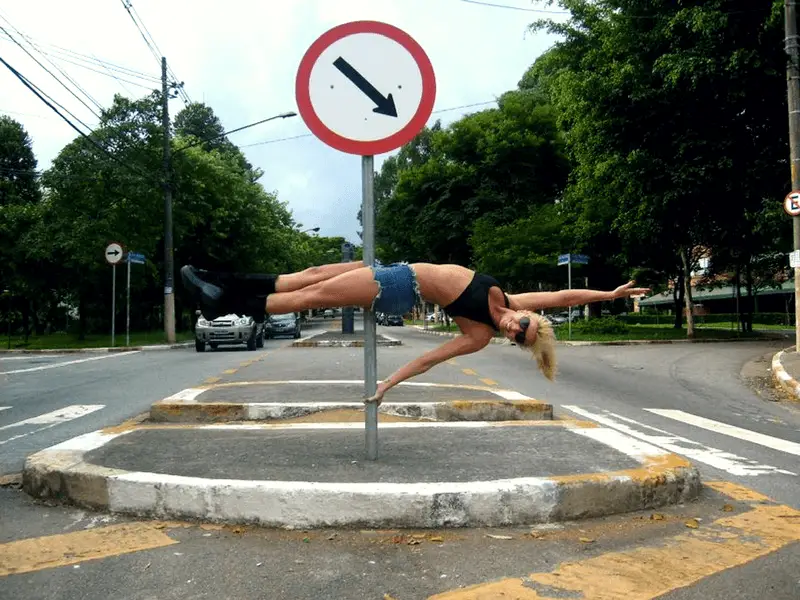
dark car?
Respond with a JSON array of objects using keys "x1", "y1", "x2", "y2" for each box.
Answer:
[
  {"x1": 265, "y1": 312, "x2": 301, "y2": 339},
  {"x1": 385, "y1": 314, "x2": 404, "y2": 326}
]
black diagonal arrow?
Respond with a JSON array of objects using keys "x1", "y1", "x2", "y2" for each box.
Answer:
[
  {"x1": 333, "y1": 57, "x2": 397, "y2": 117},
  {"x1": 107, "y1": 249, "x2": 120, "y2": 256}
]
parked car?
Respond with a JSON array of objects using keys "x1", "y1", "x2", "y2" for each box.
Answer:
[
  {"x1": 323, "y1": 309, "x2": 335, "y2": 319},
  {"x1": 384, "y1": 314, "x2": 404, "y2": 326},
  {"x1": 265, "y1": 312, "x2": 301, "y2": 339},
  {"x1": 194, "y1": 311, "x2": 262, "y2": 352}
]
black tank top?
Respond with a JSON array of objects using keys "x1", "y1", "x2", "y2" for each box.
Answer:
[{"x1": 443, "y1": 273, "x2": 509, "y2": 330}]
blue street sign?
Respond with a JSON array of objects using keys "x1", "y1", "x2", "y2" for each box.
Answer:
[
  {"x1": 127, "y1": 252, "x2": 146, "y2": 264},
  {"x1": 558, "y1": 253, "x2": 589, "y2": 266}
]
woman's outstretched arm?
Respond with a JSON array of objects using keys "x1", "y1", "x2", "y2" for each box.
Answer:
[
  {"x1": 365, "y1": 334, "x2": 489, "y2": 404},
  {"x1": 508, "y1": 281, "x2": 650, "y2": 311}
]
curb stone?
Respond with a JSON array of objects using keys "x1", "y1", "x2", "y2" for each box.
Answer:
[
  {"x1": 0, "y1": 342, "x2": 193, "y2": 355},
  {"x1": 771, "y1": 348, "x2": 800, "y2": 401},
  {"x1": 22, "y1": 420, "x2": 701, "y2": 528}
]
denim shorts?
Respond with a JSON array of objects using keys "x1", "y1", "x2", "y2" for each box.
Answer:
[{"x1": 371, "y1": 263, "x2": 420, "y2": 315}]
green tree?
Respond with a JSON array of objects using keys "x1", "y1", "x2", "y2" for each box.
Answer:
[{"x1": 0, "y1": 116, "x2": 43, "y2": 338}]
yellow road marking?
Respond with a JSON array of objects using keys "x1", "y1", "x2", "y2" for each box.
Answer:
[
  {"x1": 203, "y1": 376, "x2": 221, "y2": 385},
  {"x1": 221, "y1": 369, "x2": 237, "y2": 375},
  {"x1": 239, "y1": 361, "x2": 253, "y2": 367},
  {"x1": 446, "y1": 359, "x2": 459, "y2": 365},
  {"x1": 479, "y1": 378, "x2": 497, "y2": 386},
  {"x1": 461, "y1": 369, "x2": 477, "y2": 376},
  {"x1": 430, "y1": 481, "x2": 800, "y2": 599},
  {"x1": 0, "y1": 522, "x2": 178, "y2": 577}
]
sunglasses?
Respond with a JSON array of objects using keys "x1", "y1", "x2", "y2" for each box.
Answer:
[{"x1": 515, "y1": 316, "x2": 531, "y2": 345}]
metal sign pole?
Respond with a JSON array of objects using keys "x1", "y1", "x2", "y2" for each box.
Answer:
[
  {"x1": 111, "y1": 264, "x2": 116, "y2": 347},
  {"x1": 362, "y1": 154, "x2": 378, "y2": 461},
  {"x1": 568, "y1": 254, "x2": 572, "y2": 340},
  {"x1": 126, "y1": 255, "x2": 131, "y2": 347}
]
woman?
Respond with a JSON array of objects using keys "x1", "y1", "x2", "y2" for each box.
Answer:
[{"x1": 181, "y1": 262, "x2": 648, "y2": 403}]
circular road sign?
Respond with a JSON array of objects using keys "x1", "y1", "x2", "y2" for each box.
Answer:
[
  {"x1": 105, "y1": 242, "x2": 123, "y2": 265},
  {"x1": 785, "y1": 191, "x2": 800, "y2": 217},
  {"x1": 295, "y1": 20, "x2": 436, "y2": 156}
]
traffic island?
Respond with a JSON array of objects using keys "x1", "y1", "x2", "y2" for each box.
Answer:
[
  {"x1": 291, "y1": 331, "x2": 402, "y2": 347},
  {"x1": 149, "y1": 381, "x2": 554, "y2": 423},
  {"x1": 22, "y1": 420, "x2": 700, "y2": 529}
]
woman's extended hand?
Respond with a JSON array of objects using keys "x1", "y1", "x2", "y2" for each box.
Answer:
[
  {"x1": 364, "y1": 381, "x2": 389, "y2": 406},
  {"x1": 612, "y1": 281, "x2": 650, "y2": 299}
]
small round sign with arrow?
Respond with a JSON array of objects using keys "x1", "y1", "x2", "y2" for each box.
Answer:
[
  {"x1": 105, "y1": 242, "x2": 124, "y2": 265},
  {"x1": 785, "y1": 191, "x2": 800, "y2": 217},
  {"x1": 295, "y1": 20, "x2": 436, "y2": 156}
]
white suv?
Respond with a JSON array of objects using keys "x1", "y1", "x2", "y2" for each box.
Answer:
[{"x1": 194, "y1": 311, "x2": 262, "y2": 352}]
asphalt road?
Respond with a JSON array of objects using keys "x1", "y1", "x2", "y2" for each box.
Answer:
[
  {"x1": 1, "y1": 321, "x2": 799, "y2": 599},
  {"x1": 0, "y1": 327, "x2": 323, "y2": 477}
]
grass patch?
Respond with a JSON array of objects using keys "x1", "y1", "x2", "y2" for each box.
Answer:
[
  {"x1": 558, "y1": 324, "x2": 768, "y2": 342},
  {"x1": 0, "y1": 330, "x2": 195, "y2": 350}
]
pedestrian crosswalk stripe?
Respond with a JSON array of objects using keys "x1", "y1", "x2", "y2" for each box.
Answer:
[
  {"x1": 561, "y1": 405, "x2": 796, "y2": 477},
  {"x1": 0, "y1": 405, "x2": 104, "y2": 446},
  {"x1": 644, "y1": 408, "x2": 800, "y2": 457}
]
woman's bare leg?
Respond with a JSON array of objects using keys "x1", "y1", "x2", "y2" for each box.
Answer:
[
  {"x1": 266, "y1": 266, "x2": 379, "y2": 313},
  {"x1": 275, "y1": 262, "x2": 365, "y2": 293}
]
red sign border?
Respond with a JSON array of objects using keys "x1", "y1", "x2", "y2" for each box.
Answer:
[
  {"x1": 785, "y1": 191, "x2": 800, "y2": 216},
  {"x1": 295, "y1": 20, "x2": 436, "y2": 156}
]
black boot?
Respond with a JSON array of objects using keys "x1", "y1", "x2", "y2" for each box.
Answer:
[{"x1": 181, "y1": 266, "x2": 273, "y2": 323}]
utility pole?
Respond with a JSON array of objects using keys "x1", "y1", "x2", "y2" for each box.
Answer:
[
  {"x1": 787, "y1": 1, "x2": 800, "y2": 352},
  {"x1": 161, "y1": 56, "x2": 176, "y2": 343}
]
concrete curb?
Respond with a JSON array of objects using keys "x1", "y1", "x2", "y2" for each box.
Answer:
[
  {"x1": 410, "y1": 325, "x2": 779, "y2": 346},
  {"x1": 151, "y1": 399, "x2": 554, "y2": 423},
  {"x1": 771, "y1": 348, "x2": 800, "y2": 401},
  {"x1": 291, "y1": 338, "x2": 402, "y2": 347},
  {"x1": 0, "y1": 342, "x2": 192, "y2": 355},
  {"x1": 150, "y1": 381, "x2": 553, "y2": 422},
  {"x1": 22, "y1": 420, "x2": 701, "y2": 528}
]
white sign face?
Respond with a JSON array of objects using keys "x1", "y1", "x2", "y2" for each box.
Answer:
[
  {"x1": 309, "y1": 33, "x2": 424, "y2": 142},
  {"x1": 791, "y1": 250, "x2": 800, "y2": 269},
  {"x1": 105, "y1": 242, "x2": 123, "y2": 265}
]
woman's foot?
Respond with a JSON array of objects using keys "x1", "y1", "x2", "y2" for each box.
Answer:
[{"x1": 181, "y1": 266, "x2": 269, "y2": 322}]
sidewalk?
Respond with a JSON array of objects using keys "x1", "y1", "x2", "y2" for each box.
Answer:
[{"x1": 22, "y1": 332, "x2": 701, "y2": 529}]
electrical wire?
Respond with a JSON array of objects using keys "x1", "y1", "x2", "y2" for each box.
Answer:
[
  {"x1": 119, "y1": 0, "x2": 191, "y2": 104},
  {"x1": 459, "y1": 0, "x2": 771, "y2": 18},
  {"x1": 0, "y1": 22, "x2": 101, "y2": 119},
  {"x1": 0, "y1": 55, "x2": 148, "y2": 179},
  {"x1": 239, "y1": 100, "x2": 500, "y2": 148}
]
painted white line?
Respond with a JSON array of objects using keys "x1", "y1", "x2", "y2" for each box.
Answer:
[
  {"x1": 47, "y1": 429, "x2": 126, "y2": 452},
  {"x1": 569, "y1": 426, "x2": 669, "y2": 461},
  {"x1": 162, "y1": 388, "x2": 206, "y2": 403},
  {"x1": 562, "y1": 405, "x2": 796, "y2": 477},
  {"x1": 0, "y1": 351, "x2": 140, "y2": 375},
  {"x1": 0, "y1": 407, "x2": 10, "y2": 412},
  {"x1": 492, "y1": 390, "x2": 532, "y2": 400},
  {"x1": 0, "y1": 355, "x2": 64, "y2": 361},
  {"x1": 645, "y1": 409, "x2": 800, "y2": 457},
  {"x1": 0, "y1": 405, "x2": 105, "y2": 446},
  {"x1": 0, "y1": 405, "x2": 106, "y2": 431}
]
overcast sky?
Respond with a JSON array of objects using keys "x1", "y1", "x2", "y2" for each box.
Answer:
[{"x1": 0, "y1": 0, "x2": 565, "y2": 243}]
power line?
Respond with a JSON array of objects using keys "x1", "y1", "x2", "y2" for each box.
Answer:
[
  {"x1": 0, "y1": 18, "x2": 104, "y2": 114},
  {"x1": 0, "y1": 54, "x2": 147, "y2": 179},
  {"x1": 0, "y1": 32, "x2": 161, "y2": 84},
  {"x1": 459, "y1": 0, "x2": 769, "y2": 18},
  {"x1": 174, "y1": 112, "x2": 297, "y2": 154},
  {"x1": 0, "y1": 22, "x2": 101, "y2": 120},
  {"x1": 459, "y1": 0, "x2": 568, "y2": 14},
  {"x1": 239, "y1": 100, "x2": 500, "y2": 149},
  {"x1": 119, "y1": 0, "x2": 191, "y2": 105}
]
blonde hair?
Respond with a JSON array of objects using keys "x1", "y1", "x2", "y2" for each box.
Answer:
[{"x1": 518, "y1": 311, "x2": 557, "y2": 381}]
